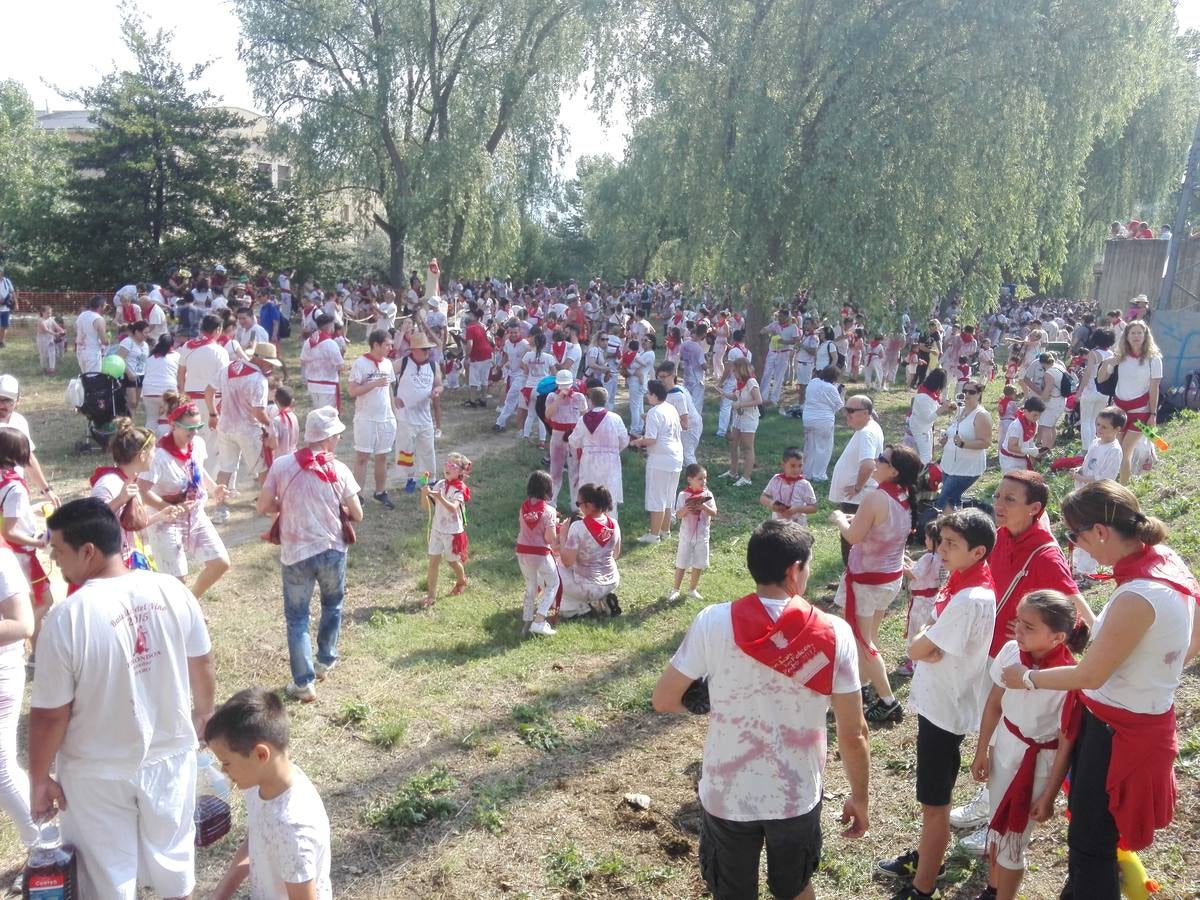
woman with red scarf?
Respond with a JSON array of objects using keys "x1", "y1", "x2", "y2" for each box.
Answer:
[
  {"x1": 557, "y1": 483, "x2": 622, "y2": 619},
  {"x1": 831, "y1": 444, "x2": 922, "y2": 724},
  {"x1": 138, "y1": 393, "x2": 230, "y2": 600},
  {"x1": 1095, "y1": 320, "x2": 1162, "y2": 483},
  {"x1": 1001, "y1": 481, "x2": 1200, "y2": 899},
  {"x1": 907, "y1": 369, "x2": 955, "y2": 464}
]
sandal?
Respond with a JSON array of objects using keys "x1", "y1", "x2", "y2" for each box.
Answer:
[{"x1": 449, "y1": 579, "x2": 469, "y2": 596}]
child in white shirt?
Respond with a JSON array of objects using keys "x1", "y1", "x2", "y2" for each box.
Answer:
[
  {"x1": 667, "y1": 464, "x2": 717, "y2": 602},
  {"x1": 1070, "y1": 407, "x2": 1125, "y2": 576},
  {"x1": 267, "y1": 387, "x2": 300, "y2": 461},
  {"x1": 758, "y1": 447, "x2": 818, "y2": 526},
  {"x1": 206, "y1": 688, "x2": 333, "y2": 900},
  {"x1": 896, "y1": 522, "x2": 946, "y2": 677},
  {"x1": 422, "y1": 452, "x2": 471, "y2": 607}
]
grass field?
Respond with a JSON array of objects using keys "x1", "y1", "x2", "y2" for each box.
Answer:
[{"x1": 0, "y1": 320, "x2": 1198, "y2": 899}]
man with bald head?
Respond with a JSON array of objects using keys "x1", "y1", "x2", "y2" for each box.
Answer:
[{"x1": 828, "y1": 395, "x2": 885, "y2": 565}]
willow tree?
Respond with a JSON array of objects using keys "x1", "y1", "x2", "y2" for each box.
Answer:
[
  {"x1": 594, "y1": 0, "x2": 1196, "y2": 319},
  {"x1": 234, "y1": 0, "x2": 606, "y2": 285}
]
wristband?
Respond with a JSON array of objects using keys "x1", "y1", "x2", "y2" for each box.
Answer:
[{"x1": 1021, "y1": 669, "x2": 1036, "y2": 691}]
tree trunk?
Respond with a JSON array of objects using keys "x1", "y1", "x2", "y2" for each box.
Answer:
[{"x1": 390, "y1": 225, "x2": 407, "y2": 293}]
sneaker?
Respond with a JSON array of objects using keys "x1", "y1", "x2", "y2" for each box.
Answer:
[
  {"x1": 889, "y1": 886, "x2": 943, "y2": 900},
  {"x1": 286, "y1": 681, "x2": 317, "y2": 703},
  {"x1": 733, "y1": 476, "x2": 753, "y2": 486},
  {"x1": 876, "y1": 850, "x2": 945, "y2": 882},
  {"x1": 957, "y1": 824, "x2": 988, "y2": 858},
  {"x1": 687, "y1": 589, "x2": 703, "y2": 600},
  {"x1": 894, "y1": 658, "x2": 915, "y2": 678},
  {"x1": 373, "y1": 491, "x2": 395, "y2": 510},
  {"x1": 529, "y1": 620, "x2": 556, "y2": 636},
  {"x1": 492, "y1": 424, "x2": 504, "y2": 432},
  {"x1": 950, "y1": 787, "x2": 991, "y2": 829},
  {"x1": 604, "y1": 592, "x2": 622, "y2": 616},
  {"x1": 714, "y1": 432, "x2": 726, "y2": 439},
  {"x1": 865, "y1": 697, "x2": 904, "y2": 724},
  {"x1": 664, "y1": 589, "x2": 682, "y2": 603},
  {"x1": 636, "y1": 533, "x2": 661, "y2": 544},
  {"x1": 434, "y1": 428, "x2": 442, "y2": 439},
  {"x1": 314, "y1": 659, "x2": 338, "y2": 681},
  {"x1": 717, "y1": 470, "x2": 735, "y2": 479},
  {"x1": 211, "y1": 505, "x2": 231, "y2": 524}
]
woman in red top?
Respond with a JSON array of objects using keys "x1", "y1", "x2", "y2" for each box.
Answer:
[{"x1": 1002, "y1": 481, "x2": 1200, "y2": 898}]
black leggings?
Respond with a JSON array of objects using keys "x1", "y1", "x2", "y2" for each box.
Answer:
[{"x1": 1060, "y1": 709, "x2": 1120, "y2": 899}]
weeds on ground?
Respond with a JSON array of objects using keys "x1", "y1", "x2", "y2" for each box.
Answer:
[
  {"x1": 513, "y1": 702, "x2": 565, "y2": 750},
  {"x1": 544, "y1": 843, "x2": 627, "y2": 894},
  {"x1": 369, "y1": 714, "x2": 409, "y2": 749},
  {"x1": 333, "y1": 699, "x2": 373, "y2": 728},
  {"x1": 367, "y1": 766, "x2": 458, "y2": 830}
]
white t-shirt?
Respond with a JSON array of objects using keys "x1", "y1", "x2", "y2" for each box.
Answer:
[
  {"x1": 1114, "y1": 355, "x2": 1163, "y2": 404},
  {"x1": 260, "y1": 453, "x2": 360, "y2": 566},
  {"x1": 146, "y1": 303, "x2": 169, "y2": 341},
  {"x1": 0, "y1": 411, "x2": 35, "y2": 452},
  {"x1": 30, "y1": 572, "x2": 211, "y2": 779},
  {"x1": 244, "y1": 766, "x2": 332, "y2": 900},
  {"x1": 666, "y1": 386, "x2": 700, "y2": 435},
  {"x1": 671, "y1": 599, "x2": 859, "y2": 820},
  {"x1": 179, "y1": 342, "x2": 230, "y2": 395},
  {"x1": 829, "y1": 420, "x2": 884, "y2": 505},
  {"x1": 394, "y1": 358, "x2": 436, "y2": 426},
  {"x1": 0, "y1": 548, "x2": 29, "y2": 663},
  {"x1": 643, "y1": 402, "x2": 683, "y2": 472},
  {"x1": 909, "y1": 585, "x2": 996, "y2": 735},
  {"x1": 801, "y1": 378, "x2": 843, "y2": 426},
  {"x1": 762, "y1": 474, "x2": 818, "y2": 526},
  {"x1": 428, "y1": 479, "x2": 466, "y2": 535},
  {"x1": 990, "y1": 641, "x2": 1065, "y2": 745},
  {"x1": 142, "y1": 437, "x2": 209, "y2": 505},
  {"x1": 0, "y1": 478, "x2": 37, "y2": 541},
  {"x1": 1081, "y1": 438, "x2": 1123, "y2": 482},
  {"x1": 236, "y1": 323, "x2": 269, "y2": 349},
  {"x1": 350, "y1": 355, "x2": 396, "y2": 422},
  {"x1": 119, "y1": 336, "x2": 150, "y2": 378},
  {"x1": 75, "y1": 309, "x2": 104, "y2": 353},
  {"x1": 142, "y1": 353, "x2": 180, "y2": 396},
  {"x1": 1085, "y1": 578, "x2": 1194, "y2": 714},
  {"x1": 217, "y1": 364, "x2": 270, "y2": 437}
]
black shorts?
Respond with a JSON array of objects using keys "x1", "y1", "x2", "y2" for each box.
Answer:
[
  {"x1": 916, "y1": 714, "x2": 965, "y2": 806},
  {"x1": 699, "y1": 801, "x2": 821, "y2": 900}
]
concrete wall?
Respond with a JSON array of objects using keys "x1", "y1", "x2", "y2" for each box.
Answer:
[{"x1": 1095, "y1": 238, "x2": 1200, "y2": 312}]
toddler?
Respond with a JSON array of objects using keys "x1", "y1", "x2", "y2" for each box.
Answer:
[
  {"x1": 422, "y1": 452, "x2": 471, "y2": 606},
  {"x1": 516, "y1": 471, "x2": 561, "y2": 637},
  {"x1": 758, "y1": 447, "x2": 818, "y2": 525},
  {"x1": 666, "y1": 464, "x2": 716, "y2": 602},
  {"x1": 896, "y1": 522, "x2": 945, "y2": 677}
]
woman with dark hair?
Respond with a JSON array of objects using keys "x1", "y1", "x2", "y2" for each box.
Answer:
[
  {"x1": 801, "y1": 365, "x2": 844, "y2": 480},
  {"x1": 1077, "y1": 327, "x2": 1116, "y2": 449},
  {"x1": 936, "y1": 380, "x2": 992, "y2": 511},
  {"x1": 557, "y1": 482, "x2": 622, "y2": 619},
  {"x1": 1001, "y1": 481, "x2": 1200, "y2": 897},
  {"x1": 142, "y1": 334, "x2": 181, "y2": 436},
  {"x1": 907, "y1": 368, "x2": 954, "y2": 464},
  {"x1": 831, "y1": 443, "x2": 922, "y2": 723}
]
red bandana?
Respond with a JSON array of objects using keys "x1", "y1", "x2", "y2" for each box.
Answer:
[
  {"x1": 730, "y1": 593, "x2": 838, "y2": 694},
  {"x1": 520, "y1": 499, "x2": 546, "y2": 527},
  {"x1": 89, "y1": 465, "x2": 127, "y2": 487},
  {"x1": 445, "y1": 478, "x2": 471, "y2": 503},
  {"x1": 778, "y1": 472, "x2": 805, "y2": 484},
  {"x1": 226, "y1": 360, "x2": 258, "y2": 379},
  {"x1": 935, "y1": 559, "x2": 995, "y2": 616},
  {"x1": 582, "y1": 409, "x2": 607, "y2": 434},
  {"x1": 158, "y1": 433, "x2": 193, "y2": 462},
  {"x1": 582, "y1": 514, "x2": 615, "y2": 547},
  {"x1": 0, "y1": 470, "x2": 49, "y2": 605},
  {"x1": 918, "y1": 385, "x2": 940, "y2": 403},
  {"x1": 1094, "y1": 543, "x2": 1200, "y2": 606},
  {"x1": 307, "y1": 332, "x2": 332, "y2": 348},
  {"x1": 184, "y1": 336, "x2": 213, "y2": 350},
  {"x1": 295, "y1": 448, "x2": 337, "y2": 483},
  {"x1": 877, "y1": 480, "x2": 910, "y2": 509},
  {"x1": 1015, "y1": 410, "x2": 1037, "y2": 441},
  {"x1": 552, "y1": 341, "x2": 567, "y2": 363},
  {"x1": 216, "y1": 335, "x2": 231, "y2": 347}
]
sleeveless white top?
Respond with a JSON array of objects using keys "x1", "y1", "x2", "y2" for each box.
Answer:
[{"x1": 940, "y1": 406, "x2": 988, "y2": 477}]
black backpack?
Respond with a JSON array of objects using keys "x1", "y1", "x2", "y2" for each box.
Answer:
[{"x1": 1058, "y1": 367, "x2": 1078, "y2": 397}]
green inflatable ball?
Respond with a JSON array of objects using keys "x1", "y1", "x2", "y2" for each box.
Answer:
[{"x1": 100, "y1": 354, "x2": 126, "y2": 379}]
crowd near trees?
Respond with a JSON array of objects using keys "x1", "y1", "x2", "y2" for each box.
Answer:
[{"x1": 0, "y1": 0, "x2": 1197, "y2": 313}]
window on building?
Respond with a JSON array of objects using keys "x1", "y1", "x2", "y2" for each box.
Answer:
[
  {"x1": 257, "y1": 162, "x2": 273, "y2": 185},
  {"x1": 277, "y1": 164, "x2": 291, "y2": 188}
]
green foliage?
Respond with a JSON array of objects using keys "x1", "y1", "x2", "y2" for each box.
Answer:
[
  {"x1": 368, "y1": 766, "x2": 458, "y2": 830},
  {"x1": 368, "y1": 714, "x2": 409, "y2": 749},
  {"x1": 333, "y1": 698, "x2": 373, "y2": 727},
  {"x1": 512, "y1": 702, "x2": 565, "y2": 751},
  {"x1": 543, "y1": 844, "x2": 627, "y2": 893}
]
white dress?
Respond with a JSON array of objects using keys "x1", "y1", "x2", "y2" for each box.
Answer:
[{"x1": 568, "y1": 411, "x2": 630, "y2": 504}]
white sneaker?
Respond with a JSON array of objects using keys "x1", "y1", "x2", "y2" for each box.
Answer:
[
  {"x1": 529, "y1": 620, "x2": 556, "y2": 636},
  {"x1": 958, "y1": 824, "x2": 988, "y2": 857},
  {"x1": 717, "y1": 470, "x2": 735, "y2": 479},
  {"x1": 314, "y1": 659, "x2": 337, "y2": 681},
  {"x1": 286, "y1": 681, "x2": 317, "y2": 703},
  {"x1": 636, "y1": 533, "x2": 661, "y2": 544},
  {"x1": 665, "y1": 589, "x2": 681, "y2": 602},
  {"x1": 950, "y1": 786, "x2": 991, "y2": 829},
  {"x1": 688, "y1": 589, "x2": 703, "y2": 600},
  {"x1": 733, "y1": 477, "x2": 753, "y2": 487},
  {"x1": 210, "y1": 505, "x2": 231, "y2": 524}
]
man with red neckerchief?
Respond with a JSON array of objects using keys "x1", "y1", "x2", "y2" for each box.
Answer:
[
  {"x1": 178, "y1": 314, "x2": 230, "y2": 471},
  {"x1": 653, "y1": 519, "x2": 869, "y2": 900}
]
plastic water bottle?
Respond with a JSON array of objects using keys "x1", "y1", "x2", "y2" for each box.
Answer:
[
  {"x1": 22, "y1": 824, "x2": 77, "y2": 899},
  {"x1": 196, "y1": 750, "x2": 231, "y2": 800},
  {"x1": 194, "y1": 750, "x2": 232, "y2": 848}
]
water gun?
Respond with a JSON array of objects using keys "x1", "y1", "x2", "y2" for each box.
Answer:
[
  {"x1": 405, "y1": 471, "x2": 433, "y2": 494},
  {"x1": 1134, "y1": 421, "x2": 1168, "y2": 452},
  {"x1": 1118, "y1": 848, "x2": 1161, "y2": 899}
]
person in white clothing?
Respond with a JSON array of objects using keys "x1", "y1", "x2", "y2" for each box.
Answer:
[
  {"x1": 299, "y1": 315, "x2": 345, "y2": 411},
  {"x1": 667, "y1": 464, "x2": 717, "y2": 602},
  {"x1": 0, "y1": 375, "x2": 60, "y2": 508},
  {"x1": 632, "y1": 381, "x2": 683, "y2": 543},
  {"x1": 759, "y1": 447, "x2": 819, "y2": 525},
  {"x1": 793, "y1": 326, "x2": 819, "y2": 404},
  {"x1": 801, "y1": 366, "x2": 844, "y2": 481},
  {"x1": 625, "y1": 337, "x2": 655, "y2": 436},
  {"x1": 907, "y1": 369, "x2": 953, "y2": 464},
  {"x1": 717, "y1": 357, "x2": 761, "y2": 486},
  {"x1": 657, "y1": 361, "x2": 702, "y2": 465},
  {"x1": 556, "y1": 482, "x2": 622, "y2": 619},
  {"x1": 394, "y1": 332, "x2": 441, "y2": 490},
  {"x1": 1069, "y1": 408, "x2": 1125, "y2": 576},
  {"x1": 935, "y1": 381, "x2": 992, "y2": 512},
  {"x1": 35, "y1": 306, "x2": 65, "y2": 375},
  {"x1": 999, "y1": 397, "x2": 1046, "y2": 472},
  {"x1": 567, "y1": 387, "x2": 629, "y2": 509},
  {"x1": 235, "y1": 306, "x2": 269, "y2": 357},
  {"x1": 715, "y1": 331, "x2": 752, "y2": 438},
  {"x1": 651, "y1": 519, "x2": 870, "y2": 900},
  {"x1": 0, "y1": 546, "x2": 37, "y2": 851},
  {"x1": 1076, "y1": 328, "x2": 1116, "y2": 450},
  {"x1": 349, "y1": 330, "x2": 399, "y2": 509},
  {"x1": 141, "y1": 336, "x2": 181, "y2": 436},
  {"x1": 520, "y1": 329, "x2": 557, "y2": 443},
  {"x1": 179, "y1": 315, "x2": 231, "y2": 473},
  {"x1": 0, "y1": 268, "x2": 15, "y2": 348},
  {"x1": 829, "y1": 395, "x2": 885, "y2": 563},
  {"x1": 1095, "y1": 320, "x2": 1162, "y2": 483},
  {"x1": 759, "y1": 310, "x2": 797, "y2": 405},
  {"x1": 545, "y1": 371, "x2": 587, "y2": 508},
  {"x1": 493, "y1": 321, "x2": 529, "y2": 431},
  {"x1": 211, "y1": 344, "x2": 282, "y2": 523},
  {"x1": 1023, "y1": 351, "x2": 1068, "y2": 450},
  {"x1": 74, "y1": 295, "x2": 107, "y2": 374},
  {"x1": 206, "y1": 688, "x2": 333, "y2": 900},
  {"x1": 29, "y1": 498, "x2": 215, "y2": 900}
]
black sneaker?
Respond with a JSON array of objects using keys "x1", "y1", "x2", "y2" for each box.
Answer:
[
  {"x1": 866, "y1": 697, "x2": 904, "y2": 725},
  {"x1": 373, "y1": 491, "x2": 395, "y2": 510},
  {"x1": 604, "y1": 592, "x2": 622, "y2": 616},
  {"x1": 890, "y1": 886, "x2": 942, "y2": 900},
  {"x1": 877, "y1": 849, "x2": 945, "y2": 882},
  {"x1": 492, "y1": 424, "x2": 504, "y2": 433},
  {"x1": 861, "y1": 684, "x2": 879, "y2": 706}
]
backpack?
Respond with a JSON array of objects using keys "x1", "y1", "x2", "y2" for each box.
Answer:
[
  {"x1": 1057, "y1": 366, "x2": 1078, "y2": 397},
  {"x1": 1184, "y1": 371, "x2": 1200, "y2": 412}
]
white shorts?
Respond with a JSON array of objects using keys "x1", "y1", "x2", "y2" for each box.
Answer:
[
  {"x1": 675, "y1": 533, "x2": 710, "y2": 571},
  {"x1": 833, "y1": 574, "x2": 903, "y2": 618},
  {"x1": 215, "y1": 430, "x2": 266, "y2": 477},
  {"x1": 308, "y1": 388, "x2": 337, "y2": 410},
  {"x1": 468, "y1": 360, "x2": 492, "y2": 389},
  {"x1": 428, "y1": 529, "x2": 462, "y2": 558},
  {"x1": 1042, "y1": 397, "x2": 1066, "y2": 428},
  {"x1": 150, "y1": 512, "x2": 229, "y2": 577},
  {"x1": 354, "y1": 417, "x2": 397, "y2": 455},
  {"x1": 645, "y1": 467, "x2": 681, "y2": 513},
  {"x1": 731, "y1": 411, "x2": 760, "y2": 434},
  {"x1": 59, "y1": 750, "x2": 196, "y2": 900}
]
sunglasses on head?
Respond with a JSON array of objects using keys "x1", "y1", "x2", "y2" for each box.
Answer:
[
  {"x1": 844, "y1": 406, "x2": 866, "y2": 413},
  {"x1": 175, "y1": 421, "x2": 204, "y2": 431}
]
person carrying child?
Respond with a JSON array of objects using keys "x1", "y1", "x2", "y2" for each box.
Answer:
[
  {"x1": 421, "y1": 452, "x2": 471, "y2": 607},
  {"x1": 517, "y1": 471, "x2": 561, "y2": 637},
  {"x1": 895, "y1": 522, "x2": 946, "y2": 678},
  {"x1": 35, "y1": 307, "x2": 65, "y2": 376},
  {"x1": 666, "y1": 464, "x2": 717, "y2": 602},
  {"x1": 968, "y1": 590, "x2": 1087, "y2": 900},
  {"x1": 206, "y1": 688, "x2": 333, "y2": 900},
  {"x1": 878, "y1": 508, "x2": 996, "y2": 900},
  {"x1": 759, "y1": 447, "x2": 818, "y2": 526}
]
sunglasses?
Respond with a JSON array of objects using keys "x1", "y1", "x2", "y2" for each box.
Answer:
[
  {"x1": 1065, "y1": 523, "x2": 1097, "y2": 545},
  {"x1": 175, "y1": 422, "x2": 205, "y2": 431}
]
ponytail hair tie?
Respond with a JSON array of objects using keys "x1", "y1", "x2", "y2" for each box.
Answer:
[
  {"x1": 1131, "y1": 511, "x2": 1148, "y2": 525},
  {"x1": 166, "y1": 402, "x2": 198, "y2": 424}
]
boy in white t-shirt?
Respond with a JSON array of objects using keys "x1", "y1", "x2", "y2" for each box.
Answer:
[
  {"x1": 666, "y1": 464, "x2": 717, "y2": 602},
  {"x1": 206, "y1": 688, "x2": 332, "y2": 900},
  {"x1": 879, "y1": 508, "x2": 996, "y2": 899},
  {"x1": 1070, "y1": 406, "x2": 1126, "y2": 577}
]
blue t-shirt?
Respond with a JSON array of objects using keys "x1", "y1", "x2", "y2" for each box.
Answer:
[{"x1": 259, "y1": 301, "x2": 282, "y2": 336}]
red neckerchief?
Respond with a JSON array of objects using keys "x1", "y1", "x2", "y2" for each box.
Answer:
[
  {"x1": 582, "y1": 409, "x2": 607, "y2": 434},
  {"x1": 877, "y1": 480, "x2": 910, "y2": 509},
  {"x1": 999, "y1": 396, "x2": 1014, "y2": 417},
  {"x1": 682, "y1": 486, "x2": 708, "y2": 518},
  {"x1": 582, "y1": 513, "x2": 615, "y2": 547},
  {"x1": 730, "y1": 593, "x2": 838, "y2": 693},
  {"x1": 217, "y1": 335, "x2": 232, "y2": 347},
  {"x1": 778, "y1": 472, "x2": 805, "y2": 484},
  {"x1": 0, "y1": 469, "x2": 28, "y2": 497},
  {"x1": 294, "y1": 447, "x2": 337, "y2": 483},
  {"x1": 735, "y1": 378, "x2": 748, "y2": 391},
  {"x1": 1015, "y1": 410, "x2": 1037, "y2": 441},
  {"x1": 935, "y1": 559, "x2": 995, "y2": 616},
  {"x1": 520, "y1": 499, "x2": 546, "y2": 527},
  {"x1": 226, "y1": 360, "x2": 258, "y2": 379},
  {"x1": 1019, "y1": 640, "x2": 1076, "y2": 672},
  {"x1": 917, "y1": 385, "x2": 940, "y2": 403},
  {"x1": 731, "y1": 341, "x2": 745, "y2": 353},
  {"x1": 184, "y1": 336, "x2": 213, "y2": 350},
  {"x1": 89, "y1": 465, "x2": 126, "y2": 487},
  {"x1": 552, "y1": 341, "x2": 567, "y2": 363},
  {"x1": 444, "y1": 478, "x2": 471, "y2": 503},
  {"x1": 0, "y1": 470, "x2": 50, "y2": 605},
  {"x1": 307, "y1": 332, "x2": 332, "y2": 348},
  {"x1": 869, "y1": 339, "x2": 882, "y2": 350},
  {"x1": 1089, "y1": 543, "x2": 1200, "y2": 605},
  {"x1": 158, "y1": 433, "x2": 193, "y2": 462}
]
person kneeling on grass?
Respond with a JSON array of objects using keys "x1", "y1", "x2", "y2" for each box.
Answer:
[
  {"x1": 666, "y1": 463, "x2": 717, "y2": 603},
  {"x1": 206, "y1": 687, "x2": 332, "y2": 900},
  {"x1": 557, "y1": 482, "x2": 621, "y2": 619},
  {"x1": 652, "y1": 519, "x2": 870, "y2": 900},
  {"x1": 878, "y1": 508, "x2": 996, "y2": 900}
]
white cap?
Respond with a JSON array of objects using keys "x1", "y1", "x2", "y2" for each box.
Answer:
[
  {"x1": 555, "y1": 369, "x2": 573, "y2": 387},
  {"x1": 304, "y1": 406, "x2": 346, "y2": 443},
  {"x1": 214, "y1": 264, "x2": 226, "y2": 274},
  {"x1": 0, "y1": 375, "x2": 18, "y2": 400}
]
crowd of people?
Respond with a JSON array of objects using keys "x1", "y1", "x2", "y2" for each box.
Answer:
[{"x1": 0, "y1": 263, "x2": 1194, "y2": 900}]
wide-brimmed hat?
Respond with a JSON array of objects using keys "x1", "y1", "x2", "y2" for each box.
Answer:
[
  {"x1": 304, "y1": 406, "x2": 345, "y2": 443},
  {"x1": 252, "y1": 343, "x2": 283, "y2": 367},
  {"x1": 409, "y1": 333, "x2": 436, "y2": 350}
]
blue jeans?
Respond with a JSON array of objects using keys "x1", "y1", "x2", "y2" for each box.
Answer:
[
  {"x1": 935, "y1": 473, "x2": 980, "y2": 511},
  {"x1": 282, "y1": 549, "x2": 346, "y2": 687}
]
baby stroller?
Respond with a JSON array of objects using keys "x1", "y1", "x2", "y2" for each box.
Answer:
[{"x1": 73, "y1": 372, "x2": 129, "y2": 452}]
